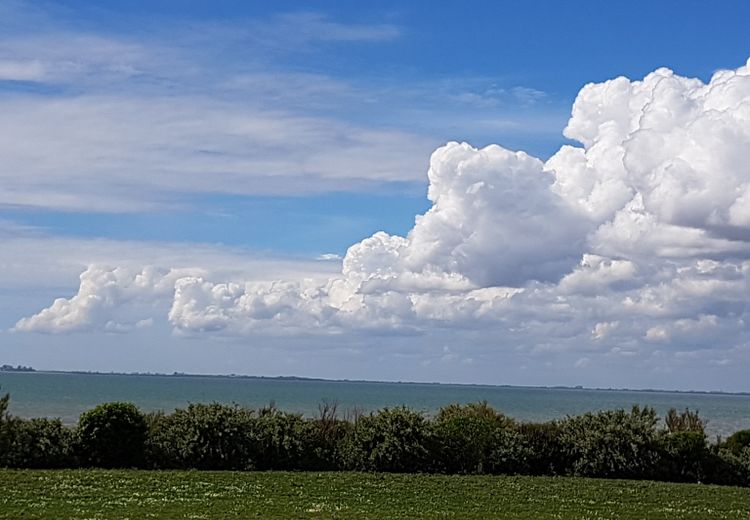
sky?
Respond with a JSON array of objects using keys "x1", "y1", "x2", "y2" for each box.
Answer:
[{"x1": 2, "y1": 0, "x2": 750, "y2": 391}]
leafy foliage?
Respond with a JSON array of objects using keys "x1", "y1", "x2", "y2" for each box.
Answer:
[
  {"x1": 3, "y1": 418, "x2": 75, "y2": 468},
  {"x1": 736, "y1": 447, "x2": 750, "y2": 485},
  {"x1": 704, "y1": 446, "x2": 750, "y2": 487},
  {"x1": 0, "y1": 397, "x2": 748, "y2": 487},
  {"x1": 0, "y1": 392, "x2": 11, "y2": 461},
  {"x1": 516, "y1": 421, "x2": 568, "y2": 475},
  {"x1": 724, "y1": 429, "x2": 750, "y2": 456},
  {"x1": 77, "y1": 402, "x2": 147, "y2": 468},
  {"x1": 340, "y1": 407, "x2": 431, "y2": 472},
  {"x1": 664, "y1": 408, "x2": 706, "y2": 434},
  {"x1": 487, "y1": 426, "x2": 534, "y2": 475},
  {"x1": 656, "y1": 431, "x2": 709, "y2": 482},
  {"x1": 431, "y1": 401, "x2": 514, "y2": 474},
  {"x1": 301, "y1": 400, "x2": 351, "y2": 470},
  {"x1": 251, "y1": 408, "x2": 309, "y2": 470},
  {"x1": 146, "y1": 403, "x2": 256, "y2": 470},
  {"x1": 559, "y1": 406, "x2": 660, "y2": 478}
]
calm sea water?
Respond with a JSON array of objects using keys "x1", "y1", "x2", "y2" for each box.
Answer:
[{"x1": 2, "y1": 371, "x2": 750, "y2": 437}]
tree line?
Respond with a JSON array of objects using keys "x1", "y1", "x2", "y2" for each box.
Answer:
[{"x1": 1, "y1": 394, "x2": 749, "y2": 486}]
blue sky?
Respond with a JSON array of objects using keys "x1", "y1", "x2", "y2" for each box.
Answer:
[
  {"x1": 3, "y1": 1, "x2": 750, "y2": 390},
  {"x1": 2, "y1": 0, "x2": 749, "y2": 253}
]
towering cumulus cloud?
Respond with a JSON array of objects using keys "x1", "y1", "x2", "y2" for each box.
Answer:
[{"x1": 16, "y1": 59, "x2": 750, "y2": 359}]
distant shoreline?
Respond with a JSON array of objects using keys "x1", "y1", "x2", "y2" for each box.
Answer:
[{"x1": 3, "y1": 367, "x2": 749, "y2": 397}]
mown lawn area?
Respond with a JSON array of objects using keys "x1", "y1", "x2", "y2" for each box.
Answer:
[{"x1": 0, "y1": 470, "x2": 748, "y2": 519}]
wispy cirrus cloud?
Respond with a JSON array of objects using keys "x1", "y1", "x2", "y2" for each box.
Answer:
[
  {"x1": 0, "y1": 12, "x2": 428, "y2": 210},
  {"x1": 246, "y1": 11, "x2": 401, "y2": 47},
  {"x1": 0, "y1": 2, "x2": 561, "y2": 213},
  {"x1": 0, "y1": 59, "x2": 45, "y2": 81},
  {"x1": 0, "y1": 92, "x2": 437, "y2": 211}
]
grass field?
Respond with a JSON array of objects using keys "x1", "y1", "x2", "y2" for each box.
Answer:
[{"x1": 0, "y1": 470, "x2": 748, "y2": 519}]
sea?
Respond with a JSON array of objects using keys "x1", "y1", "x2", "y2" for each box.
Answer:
[{"x1": 2, "y1": 371, "x2": 750, "y2": 438}]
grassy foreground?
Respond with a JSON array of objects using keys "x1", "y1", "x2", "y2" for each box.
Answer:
[{"x1": 0, "y1": 470, "x2": 748, "y2": 520}]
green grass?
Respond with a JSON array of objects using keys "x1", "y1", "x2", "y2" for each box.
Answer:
[{"x1": 0, "y1": 470, "x2": 748, "y2": 519}]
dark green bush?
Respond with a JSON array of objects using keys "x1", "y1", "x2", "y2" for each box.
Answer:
[
  {"x1": 300, "y1": 402, "x2": 351, "y2": 470},
  {"x1": 147, "y1": 403, "x2": 255, "y2": 470},
  {"x1": 431, "y1": 402, "x2": 513, "y2": 474},
  {"x1": 1, "y1": 395, "x2": 749, "y2": 487},
  {"x1": 695, "y1": 444, "x2": 750, "y2": 487},
  {"x1": 487, "y1": 426, "x2": 533, "y2": 475},
  {"x1": 656, "y1": 431, "x2": 709, "y2": 482},
  {"x1": 0, "y1": 393, "x2": 12, "y2": 462},
  {"x1": 517, "y1": 421, "x2": 568, "y2": 475},
  {"x1": 77, "y1": 402, "x2": 147, "y2": 468},
  {"x1": 725, "y1": 429, "x2": 750, "y2": 456},
  {"x1": 559, "y1": 406, "x2": 660, "y2": 479},
  {"x1": 146, "y1": 402, "x2": 345, "y2": 471},
  {"x1": 143, "y1": 411, "x2": 171, "y2": 468},
  {"x1": 340, "y1": 407, "x2": 431, "y2": 472},
  {"x1": 736, "y1": 447, "x2": 750, "y2": 485},
  {"x1": 6, "y1": 418, "x2": 75, "y2": 468},
  {"x1": 251, "y1": 408, "x2": 308, "y2": 470}
]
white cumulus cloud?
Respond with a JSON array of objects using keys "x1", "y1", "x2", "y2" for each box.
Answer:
[
  {"x1": 15, "y1": 58, "x2": 750, "y2": 369},
  {"x1": 13, "y1": 266, "x2": 197, "y2": 334}
]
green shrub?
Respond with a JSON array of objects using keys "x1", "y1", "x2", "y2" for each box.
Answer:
[
  {"x1": 340, "y1": 407, "x2": 431, "y2": 472},
  {"x1": 517, "y1": 421, "x2": 568, "y2": 475},
  {"x1": 300, "y1": 402, "x2": 352, "y2": 470},
  {"x1": 664, "y1": 408, "x2": 705, "y2": 434},
  {"x1": 147, "y1": 403, "x2": 255, "y2": 470},
  {"x1": 724, "y1": 429, "x2": 750, "y2": 456},
  {"x1": 143, "y1": 411, "x2": 170, "y2": 468},
  {"x1": 3, "y1": 418, "x2": 75, "y2": 468},
  {"x1": 2, "y1": 394, "x2": 749, "y2": 485},
  {"x1": 251, "y1": 408, "x2": 308, "y2": 470},
  {"x1": 487, "y1": 426, "x2": 533, "y2": 475},
  {"x1": 431, "y1": 402, "x2": 513, "y2": 474},
  {"x1": 737, "y1": 447, "x2": 750, "y2": 485},
  {"x1": 705, "y1": 446, "x2": 750, "y2": 487},
  {"x1": 656, "y1": 431, "x2": 709, "y2": 482},
  {"x1": 0, "y1": 393, "x2": 12, "y2": 463},
  {"x1": 77, "y1": 402, "x2": 147, "y2": 468},
  {"x1": 559, "y1": 406, "x2": 660, "y2": 479}
]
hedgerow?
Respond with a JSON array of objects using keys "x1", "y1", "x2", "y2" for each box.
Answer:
[{"x1": 0, "y1": 392, "x2": 747, "y2": 486}]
